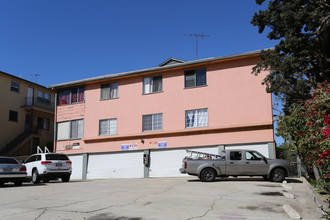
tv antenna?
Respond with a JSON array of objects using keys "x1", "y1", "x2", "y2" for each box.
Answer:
[
  {"x1": 31, "y1": 73, "x2": 40, "y2": 83},
  {"x1": 185, "y1": 33, "x2": 210, "y2": 60}
]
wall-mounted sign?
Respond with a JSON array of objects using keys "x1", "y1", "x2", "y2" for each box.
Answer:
[
  {"x1": 121, "y1": 143, "x2": 138, "y2": 151},
  {"x1": 158, "y1": 141, "x2": 167, "y2": 149}
]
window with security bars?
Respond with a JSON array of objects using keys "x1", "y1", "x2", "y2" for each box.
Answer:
[
  {"x1": 57, "y1": 119, "x2": 84, "y2": 140},
  {"x1": 186, "y1": 108, "x2": 208, "y2": 128},
  {"x1": 100, "y1": 82, "x2": 118, "y2": 100},
  {"x1": 143, "y1": 76, "x2": 162, "y2": 94},
  {"x1": 142, "y1": 113, "x2": 163, "y2": 132},
  {"x1": 184, "y1": 68, "x2": 206, "y2": 88},
  {"x1": 37, "y1": 117, "x2": 50, "y2": 130},
  {"x1": 99, "y1": 118, "x2": 117, "y2": 136}
]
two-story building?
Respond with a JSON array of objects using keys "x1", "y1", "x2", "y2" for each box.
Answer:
[
  {"x1": 50, "y1": 49, "x2": 275, "y2": 180},
  {"x1": 0, "y1": 71, "x2": 55, "y2": 157}
]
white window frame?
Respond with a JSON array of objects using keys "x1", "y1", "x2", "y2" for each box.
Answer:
[
  {"x1": 99, "y1": 118, "x2": 117, "y2": 136},
  {"x1": 100, "y1": 82, "x2": 119, "y2": 100},
  {"x1": 184, "y1": 68, "x2": 207, "y2": 88},
  {"x1": 143, "y1": 75, "x2": 163, "y2": 94},
  {"x1": 185, "y1": 108, "x2": 208, "y2": 128},
  {"x1": 142, "y1": 113, "x2": 163, "y2": 132},
  {"x1": 57, "y1": 119, "x2": 84, "y2": 140}
]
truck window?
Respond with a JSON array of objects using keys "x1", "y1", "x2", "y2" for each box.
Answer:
[
  {"x1": 229, "y1": 151, "x2": 242, "y2": 160},
  {"x1": 246, "y1": 151, "x2": 263, "y2": 160}
]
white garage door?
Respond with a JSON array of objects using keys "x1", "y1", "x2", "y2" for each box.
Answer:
[
  {"x1": 149, "y1": 146, "x2": 219, "y2": 178},
  {"x1": 225, "y1": 143, "x2": 269, "y2": 157},
  {"x1": 69, "y1": 154, "x2": 83, "y2": 180},
  {"x1": 87, "y1": 151, "x2": 144, "y2": 179}
]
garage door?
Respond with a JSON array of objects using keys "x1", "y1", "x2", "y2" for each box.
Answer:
[
  {"x1": 87, "y1": 151, "x2": 144, "y2": 179},
  {"x1": 69, "y1": 154, "x2": 83, "y2": 180},
  {"x1": 149, "y1": 146, "x2": 219, "y2": 178},
  {"x1": 225, "y1": 143, "x2": 269, "y2": 158}
]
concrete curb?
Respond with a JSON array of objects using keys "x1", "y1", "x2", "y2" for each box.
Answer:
[
  {"x1": 282, "y1": 204, "x2": 301, "y2": 219},
  {"x1": 300, "y1": 177, "x2": 329, "y2": 215}
]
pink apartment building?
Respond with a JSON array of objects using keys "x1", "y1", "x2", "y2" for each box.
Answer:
[{"x1": 50, "y1": 49, "x2": 275, "y2": 180}]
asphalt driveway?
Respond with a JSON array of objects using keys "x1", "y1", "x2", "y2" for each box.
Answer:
[{"x1": 0, "y1": 177, "x2": 324, "y2": 220}]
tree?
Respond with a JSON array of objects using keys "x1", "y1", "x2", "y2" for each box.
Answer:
[
  {"x1": 276, "y1": 83, "x2": 330, "y2": 190},
  {"x1": 251, "y1": 0, "x2": 330, "y2": 114}
]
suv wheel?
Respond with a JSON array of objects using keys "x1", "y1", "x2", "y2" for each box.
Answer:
[
  {"x1": 270, "y1": 168, "x2": 285, "y2": 182},
  {"x1": 200, "y1": 168, "x2": 216, "y2": 182},
  {"x1": 61, "y1": 176, "x2": 70, "y2": 182},
  {"x1": 32, "y1": 170, "x2": 41, "y2": 184}
]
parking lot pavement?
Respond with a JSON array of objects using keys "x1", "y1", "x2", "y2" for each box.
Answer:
[{"x1": 0, "y1": 177, "x2": 324, "y2": 220}]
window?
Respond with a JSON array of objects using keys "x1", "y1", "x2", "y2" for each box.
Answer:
[
  {"x1": 184, "y1": 68, "x2": 206, "y2": 88},
  {"x1": 10, "y1": 81, "x2": 20, "y2": 93},
  {"x1": 246, "y1": 151, "x2": 263, "y2": 160},
  {"x1": 101, "y1": 82, "x2": 118, "y2": 100},
  {"x1": 142, "y1": 113, "x2": 163, "y2": 132},
  {"x1": 143, "y1": 76, "x2": 162, "y2": 94},
  {"x1": 37, "y1": 117, "x2": 50, "y2": 130},
  {"x1": 186, "y1": 108, "x2": 208, "y2": 128},
  {"x1": 9, "y1": 110, "x2": 18, "y2": 122},
  {"x1": 57, "y1": 87, "x2": 85, "y2": 106},
  {"x1": 37, "y1": 91, "x2": 51, "y2": 105},
  {"x1": 99, "y1": 118, "x2": 117, "y2": 136},
  {"x1": 230, "y1": 151, "x2": 242, "y2": 160},
  {"x1": 57, "y1": 119, "x2": 84, "y2": 140}
]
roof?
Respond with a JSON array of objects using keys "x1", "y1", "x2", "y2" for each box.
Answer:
[
  {"x1": 49, "y1": 49, "x2": 267, "y2": 89},
  {"x1": 0, "y1": 70, "x2": 50, "y2": 90}
]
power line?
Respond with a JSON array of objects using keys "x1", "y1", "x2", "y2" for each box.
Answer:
[{"x1": 185, "y1": 33, "x2": 210, "y2": 60}]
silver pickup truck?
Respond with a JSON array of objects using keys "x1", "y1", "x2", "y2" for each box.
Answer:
[{"x1": 179, "y1": 149, "x2": 290, "y2": 182}]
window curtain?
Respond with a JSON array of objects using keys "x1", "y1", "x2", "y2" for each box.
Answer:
[
  {"x1": 197, "y1": 109, "x2": 208, "y2": 127},
  {"x1": 152, "y1": 76, "x2": 162, "y2": 92},
  {"x1": 101, "y1": 84, "x2": 110, "y2": 100},
  {"x1": 99, "y1": 120, "x2": 109, "y2": 135},
  {"x1": 143, "y1": 115, "x2": 152, "y2": 131},
  {"x1": 110, "y1": 82, "x2": 118, "y2": 99},
  {"x1": 77, "y1": 119, "x2": 84, "y2": 138},
  {"x1": 186, "y1": 110, "x2": 196, "y2": 127},
  {"x1": 59, "y1": 90, "x2": 70, "y2": 105},
  {"x1": 143, "y1": 77, "x2": 151, "y2": 94},
  {"x1": 78, "y1": 88, "x2": 85, "y2": 102},
  {"x1": 71, "y1": 88, "x2": 78, "y2": 103},
  {"x1": 57, "y1": 121, "x2": 70, "y2": 140}
]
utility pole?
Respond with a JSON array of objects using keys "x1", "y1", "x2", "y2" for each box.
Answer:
[
  {"x1": 185, "y1": 33, "x2": 210, "y2": 60},
  {"x1": 31, "y1": 73, "x2": 40, "y2": 83}
]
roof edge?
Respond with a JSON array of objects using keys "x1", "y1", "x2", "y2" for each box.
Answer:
[{"x1": 49, "y1": 48, "x2": 271, "y2": 89}]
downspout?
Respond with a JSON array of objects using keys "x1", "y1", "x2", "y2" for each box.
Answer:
[{"x1": 53, "y1": 90, "x2": 57, "y2": 152}]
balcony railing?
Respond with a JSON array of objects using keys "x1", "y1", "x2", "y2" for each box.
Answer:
[{"x1": 24, "y1": 97, "x2": 55, "y2": 112}]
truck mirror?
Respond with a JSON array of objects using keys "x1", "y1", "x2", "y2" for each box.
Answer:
[{"x1": 263, "y1": 157, "x2": 268, "y2": 164}]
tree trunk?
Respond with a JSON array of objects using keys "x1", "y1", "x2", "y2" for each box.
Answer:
[{"x1": 313, "y1": 165, "x2": 321, "y2": 181}]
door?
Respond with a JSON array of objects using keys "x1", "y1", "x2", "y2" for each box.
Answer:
[
  {"x1": 243, "y1": 151, "x2": 269, "y2": 175},
  {"x1": 27, "y1": 87, "x2": 34, "y2": 106},
  {"x1": 225, "y1": 151, "x2": 246, "y2": 175},
  {"x1": 25, "y1": 114, "x2": 32, "y2": 133}
]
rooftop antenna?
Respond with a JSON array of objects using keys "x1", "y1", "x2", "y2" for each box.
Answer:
[
  {"x1": 185, "y1": 33, "x2": 210, "y2": 60},
  {"x1": 31, "y1": 73, "x2": 40, "y2": 83}
]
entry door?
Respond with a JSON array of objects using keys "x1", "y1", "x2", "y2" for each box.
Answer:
[{"x1": 27, "y1": 87, "x2": 34, "y2": 106}]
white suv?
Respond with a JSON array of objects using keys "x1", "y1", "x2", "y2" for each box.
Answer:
[{"x1": 24, "y1": 153, "x2": 72, "y2": 184}]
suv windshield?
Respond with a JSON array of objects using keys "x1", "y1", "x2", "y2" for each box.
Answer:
[
  {"x1": 46, "y1": 154, "x2": 69, "y2": 161},
  {"x1": 0, "y1": 158, "x2": 18, "y2": 164}
]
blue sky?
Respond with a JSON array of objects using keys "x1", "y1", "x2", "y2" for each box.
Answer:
[{"x1": 0, "y1": 0, "x2": 283, "y2": 144}]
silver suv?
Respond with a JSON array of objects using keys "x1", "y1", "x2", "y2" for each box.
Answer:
[{"x1": 24, "y1": 152, "x2": 72, "y2": 184}]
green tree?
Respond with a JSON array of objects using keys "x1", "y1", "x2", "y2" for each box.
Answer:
[{"x1": 251, "y1": 0, "x2": 330, "y2": 114}]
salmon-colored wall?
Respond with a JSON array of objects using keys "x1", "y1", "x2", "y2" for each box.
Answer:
[{"x1": 55, "y1": 56, "x2": 274, "y2": 154}]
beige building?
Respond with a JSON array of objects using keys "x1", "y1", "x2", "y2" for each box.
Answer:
[{"x1": 0, "y1": 71, "x2": 55, "y2": 157}]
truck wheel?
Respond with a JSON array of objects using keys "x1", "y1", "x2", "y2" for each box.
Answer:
[
  {"x1": 32, "y1": 170, "x2": 41, "y2": 184},
  {"x1": 200, "y1": 168, "x2": 216, "y2": 182},
  {"x1": 270, "y1": 168, "x2": 285, "y2": 182}
]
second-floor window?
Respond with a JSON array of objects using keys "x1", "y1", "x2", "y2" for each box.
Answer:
[
  {"x1": 100, "y1": 82, "x2": 118, "y2": 100},
  {"x1": 186, "y1": 108, "x2": 208, "y2": 128},
  {"x1": 99, "y1": 118, "x2": 117, "y2": 136},
  {"x1": 142, "y1": 113, "x2": 163, "y2": 132},
  {"x1": 143, "y1": 75, "x2": 162, "y2": 94},
  {"x1": 58, "y1": 87, "x2": 85, "y2": 105},
  {"x1": 57, "y1": 119, "x2": 84, "y2": 140},
  {"x1": 184, "y1": 68, "x2": 206, "y2": 88},
  {"x1": 37, "y1": 91, "x2": 51, "y2": 105}
]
